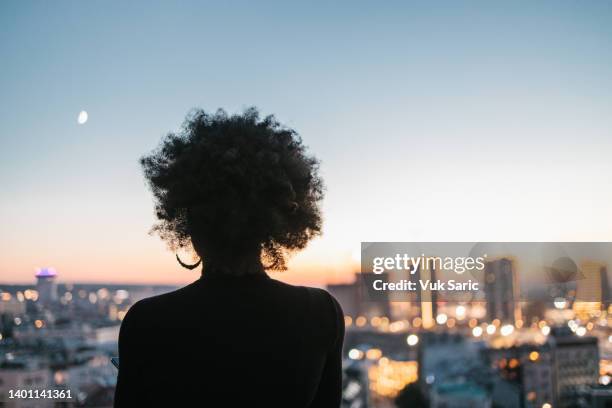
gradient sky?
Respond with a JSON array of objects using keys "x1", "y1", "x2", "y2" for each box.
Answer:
[{"x1": 2, "y1": 1, "x2": 612, "y2": 286}]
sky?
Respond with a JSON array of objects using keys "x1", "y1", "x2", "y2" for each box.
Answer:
[{"x1": 1, "y1": 1, "x2": 612, "y2": 286}]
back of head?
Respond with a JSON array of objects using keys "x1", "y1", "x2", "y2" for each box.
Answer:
[{"x1": 140, "y1": 108, "x2": 324, "y2": 274}]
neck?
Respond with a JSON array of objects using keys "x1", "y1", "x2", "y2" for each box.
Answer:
[{"x1": 202, "y1": 252, "x2": 265, "y2": 277}]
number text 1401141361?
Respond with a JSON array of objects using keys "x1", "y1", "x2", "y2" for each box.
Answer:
[{"x1": 8, "y1": 389, "x2": 72, "y2": 399}]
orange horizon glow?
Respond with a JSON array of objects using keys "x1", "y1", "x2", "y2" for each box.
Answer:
[{"x1": 0, "y1": 238, "x2": 360, "y2": 287}]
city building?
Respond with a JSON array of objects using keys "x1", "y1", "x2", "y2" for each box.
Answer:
[
  {"x1": 0, "y1": 295, "x2": 26, "y2": 316},
  {"x1": 418, "y1": 332, "x2": 491, "y2": 399},
  {"x1": 430, "y1": 382, "x2": 491, "y2": 408},
  {"x1": 573, "y1": 261, "x2": 609, "y2": 320},
  {"x1": 487, "y1": 343, "x2": 555, "y2": 408},
  {"x1": 328, "y1": 272, "x2": 390, "y2": 321},
  {"x1": 490, "y1": 379, "x2": 522, "y2": 408},
  {"x1": 35, "y1": 268, "x2": 58, "y2": 306},
  {"x1": 413, "y1": 262, "x2": 438, "y2": 329},
  {"x1": 484, "y1": 258, "x2": 520, "y2": 324},
  {"x1": 342, "y1": 361, "x2": 370, "y2": 408},
  {"x1": 549, "y1": 326, "x2": 600, "y2": 408},
  {"x1": 0, "y1": 359, "x2": 52, "y2": 408},
  {"x1": 570, "y1": 385, "x2": 612, "y2": 408}
]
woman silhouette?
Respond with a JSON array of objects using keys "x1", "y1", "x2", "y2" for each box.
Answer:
[{"x1": 114, "y1": 108, "x2": 344, "y2": 407}]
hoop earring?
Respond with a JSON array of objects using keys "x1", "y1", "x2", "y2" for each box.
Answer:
[{"x1": 176, "y1": 254, "x2": 202, "y2": 270}]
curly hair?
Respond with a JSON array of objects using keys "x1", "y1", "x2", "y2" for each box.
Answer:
[{"x1": 140, "y1": 108, "x2": 324, "y2": 271}]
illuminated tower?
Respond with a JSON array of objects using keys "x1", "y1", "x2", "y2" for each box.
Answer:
[
  {"x1": 573, "y1": 261, "x2": 607, "y2": 319},
  {"x1": 484, "y1": 258, "x2": 520, "y2": 324},
  {"x1": 414, "y1": 262, "x2": 437, "y2": 329},
  {"x1": 35, "y1": 267, "x2": 58, "y2": 305}
]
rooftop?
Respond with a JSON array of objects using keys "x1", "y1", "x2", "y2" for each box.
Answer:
[{"x1": 35, "y1": 267, "x2": 57, "y2": 278}]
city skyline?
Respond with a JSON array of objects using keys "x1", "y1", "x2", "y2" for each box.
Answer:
[{"x1": 2, "y1": 1, "x2": 612, "y2": 285}]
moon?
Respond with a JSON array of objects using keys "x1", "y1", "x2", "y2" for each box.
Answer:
[{"x1": 77, "y1": 110, "x2": 88, "y2": 125}]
